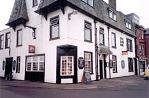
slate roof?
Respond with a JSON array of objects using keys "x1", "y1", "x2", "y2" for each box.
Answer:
[
  {"x1": 6, "y1": 0, "x2": 29, "y2": 28},
  {"x1": 36, "y1": 0, "x2": 135, "y2": 36}
]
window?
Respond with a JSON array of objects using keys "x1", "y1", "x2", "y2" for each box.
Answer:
[
  {"x1": 84, "y1": 21, "x2": 92, "y2": 42},
  {"x1": 26, "y1": 55, "x2": 45, "y2": 72},
  {"x1": 125, "y1": 21, "x2": 131, "y2": 29},
  {"x1": 127, "y1": 38, "x2": 133, "y2": 52},
  {"x1": 16, "y1": 56, "x2": 20, "y2": 73},
  {"x1": 112, "y1": 55, "x2": 117, "y2": 73},
  {"x1": 108, "y1": 9, "x2": 117, "y2": 21},
  {"x1": 5, "y1": 32, "x2": 10, "y2": 48},
  {"x1": 32, "y1": 0, "x2": 38, "y2": 7},
  {"x1": 120, "y1": 37, "x2": 124, "y2": 46},
  {"x1": 60, "y1": 56, "x2": 74, "y2": 76},
  {"x1": 0, "y1": 34, "x2": 4, "y2": 49},
  {"x1": 128, "y1": 58, "x2": 134, "y2": 72},
  {"x1": 84, "y1": 52, "x2": 93, "y2": 73},
  {"x1": 139, "y1": 44, "x2": 145, "y2": 56},
  {"x1": 99, "y1": 28, "x2": 105, "y2": 45},
  {"x1": 82, "y1": 0, "x2": 94, "y2": 7},
  {"x1": 111, "y1": 32, "x2": 116, "y2": 48},
  {"x1": 17, "y1": 29, "x2": 23, "y2": 46},
  {"x1": 50, "y1": 16, "x2": 59, "y2": 40}
]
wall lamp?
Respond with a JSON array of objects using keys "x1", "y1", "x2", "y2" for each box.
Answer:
[
  {"x1": 25, "y1": 26, "x2": 37, "y2": 39},
  {"x1": 68, "y1": 10, "x2": 78, "y2": 20}
]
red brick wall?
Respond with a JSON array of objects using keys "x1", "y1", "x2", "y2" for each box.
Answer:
[{"x1": 145, "y1": 35, "x2": 149, "y2": 63}]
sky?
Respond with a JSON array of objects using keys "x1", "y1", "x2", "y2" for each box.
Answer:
[{"x1": 0, "y1": 0, "x2": 149, "y2": 31}]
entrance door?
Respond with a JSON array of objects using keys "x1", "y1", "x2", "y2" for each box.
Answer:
[
  {"x1": 5, "y1": 57, "x2": 13, "y2": 78},
  {"x1": 99, "y1": 55, "x2": 107, "y2": 79},
  {"x1": 57, "y1": 45, "x2": 77, "y2": 84}
]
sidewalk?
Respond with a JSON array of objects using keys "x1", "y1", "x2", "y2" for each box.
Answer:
[{"x1": 0, "y1": 76, "x2": 144, "y2": 90}]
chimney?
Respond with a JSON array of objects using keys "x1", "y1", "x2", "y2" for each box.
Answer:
[{"x1": 109, "y1": 0, "x2": 116, "y2": 10}]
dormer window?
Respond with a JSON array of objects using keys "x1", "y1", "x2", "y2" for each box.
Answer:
[
  {"x1": 82, "y1": 0, "x2": 94, "y2": 7},
  {"x1": 108, "y1": 9, "x2": 117, "y2": 21},
  {"x1": 125, "y1": 21, "x2": 131, "y2": 29},
  {"x1": 32, "y1": 0, "x2": 38, "y2": 7}
]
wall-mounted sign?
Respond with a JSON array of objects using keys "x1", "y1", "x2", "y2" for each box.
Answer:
[
  {"x1": 29, "y1": 45, "x2": 35, "y2": 53},
  {"x1": 122, "y1": 51, "x2": 128, "y2": 55},
  {"x1": 121, "y1": 60, "x2": 125, "y2": 69},
  {"x1": 78, "y1": 57, "x2": 84, "y2": 69}
]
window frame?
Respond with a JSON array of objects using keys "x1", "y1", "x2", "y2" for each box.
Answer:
[
  {"x1": 84, "y1": 21, "x2": 92, "y2": 42},
  {"x1": 16, "y1": 56, "x2": 20, "y2": 73},
  {"x1": 50, "y1": 16, "x2": 60, "y2": 40},
  {"x1": 82, "y1": 0, "x2": 94, "y2": 7},
  {"x1": 26, "y1": 54, "x2": 45, "y2": 72},
  {"x1": 99, "y1": 28, "x2": 105, "y2": 45},
  {"x1": 5, "y1": 32, "x2": 10, "y2": 48},
  {"x1": 32, "y1": 0, "x2": 38, "y2": 7},
  {"x1": 0, "y1": 34, "x2": 4, "y2": 49},
  {"x1": 112, "y1": 55, "x2": 117, "y2": 73},
  {"x1": 127, "y1": 38, "x2": 133, "y2": 52},
  {"x1": 120, "y1": 37, "x2": 124, "y2": 46},
  {"x1": 108, "y1": 9, "x2": 117, "y2": 21},
  {"x1": 111, "y1": 32, "x2": 116, "y2": 48},
  {"x1": 16, "y1": 29, "x2": 23, "y2": 47},
  {"x1": 84, "y1": 51, "x2": 93, "y2": 74},
  {"x1": 128, "y1": 58, "x2": 134, "y2": 72}
]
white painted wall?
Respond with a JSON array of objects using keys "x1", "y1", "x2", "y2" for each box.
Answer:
[{"x1": 0, "y1": 1, "x2": 136, "y2": 83}]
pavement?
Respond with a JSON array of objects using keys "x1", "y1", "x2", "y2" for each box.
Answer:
[{"x1": 0, "y1": 76, "x2": 148, "y2": 90}]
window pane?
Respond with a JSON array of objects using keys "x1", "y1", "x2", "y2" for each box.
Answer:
[
  {"x1": 111, "y1": 33, "x2": 116, "y2": 48},
  {"x1": 0, "y1": 35, "x2": 4, "y2": 49},
  {"x1": 88, "y1": 0, "x2": 93, "y2": 6},
  {"x1": 50, "y1": 16, "x2": 59, "y2": 39},
  {"x1": 60, "y1": 56, "x2": 74, "y2": 76},
  {"x1": 84, "y1": 52, "x2": 92, "y2": 73},
  {"x1": 51, "y1": 25, "x2": 59, "y2": 38},
  {"x1": 99, "y1": 28, "x2": 104, "y2": 45},
  {"x1": 128, "y1": 58, "x2": 133, "y2": 72},
  {"x1": 17, "y1": 30, "x2": 23, "y2": 46},
  {"x1": 112, "y1": 55, "x2": 117, "y2": 73}
]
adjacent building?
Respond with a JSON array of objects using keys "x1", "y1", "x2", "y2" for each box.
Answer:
[
  {"x1": 145, "y1": 29, "x2": 149, "y2": 66},
  {"x1": 0, "y1": 0, "x2": 136, "y2": 83}
]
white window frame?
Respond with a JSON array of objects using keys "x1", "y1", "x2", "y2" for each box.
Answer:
[
  {"x1": 0, "y1": 34, "x2": 4, "y2": 49},
  {"x1": 26, "y1": 55, "x2": 45, "y2": 72},
  {"x1": 60, "y1": 56, "x2": 74, "y2": 76}
]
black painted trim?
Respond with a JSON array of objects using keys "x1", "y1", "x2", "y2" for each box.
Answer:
[{"x1": 56, "y1": 45, "x2": 78, "y2": 84}]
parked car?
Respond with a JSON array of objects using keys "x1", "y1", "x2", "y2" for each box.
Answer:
[{"x1": 144, "y1": 67, "x2": 149, "y2": 80}]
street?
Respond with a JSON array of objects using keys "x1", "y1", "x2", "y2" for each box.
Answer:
[{"x1": 0, "y1": 77, "x2": 148, "y2": 98}]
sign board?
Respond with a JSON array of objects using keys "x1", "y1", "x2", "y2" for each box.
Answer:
[
  {"x1": 78, "y1": 57, "x2": 84, "y2": 69},
  {"x1": 122, "y1": 51, "x2": 128, "y2": 55},
  {"x1": 83, "y1": 71, "x2": 92, "y2": 84},
  {"x1": 29, "y1": 45, "x2": 35, "y2": 53}
]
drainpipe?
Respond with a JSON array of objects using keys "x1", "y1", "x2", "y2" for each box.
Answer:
[
  {"x1": 107, "y1": 26, "x2": 111, "y2": 79},
  {"x1": 94, "y1": 18, "x2": 98, "y2": 81}
]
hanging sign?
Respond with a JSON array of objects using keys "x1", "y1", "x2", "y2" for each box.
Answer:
[{"x1": 28, "y1": 45, "x2": 35, "y2": 53}]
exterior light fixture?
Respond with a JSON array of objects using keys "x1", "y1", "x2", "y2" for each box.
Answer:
[
  {"x1": 68, "y1": 10, "x2": 78, "y2": 20},
  {"x1": 25, "y1": 26, "x2": 37, "y2": 39}
]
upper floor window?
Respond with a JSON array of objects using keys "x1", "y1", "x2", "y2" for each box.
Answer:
[
  {"x1": 111, "y1": 32, "x2": 116, "y2": 48},
  {"x1": 50, "y1": 16, "x2": 59, "y2": 40},
  {"x1": 82, "y1": 0, "x2": 94, "y2": 7},
  {"x1": 125, "y1": 21, "x2": 131, "y2": 29},
  {"x1": 5, "y1": 32, "x2": 10, "y2": 48},
  {"x1": 127, "y1": 38, "x2": 133, "y2": 52},
  {"x1": 108, "y1": 9, "x2": 117, "y2": 21},
  {"x1": 84, "y1": 52, "x2": 93, "y2": 74},
  {"x1": 120, "y1": 37, "x2": 124, "y2": 46},
  {"x1": 17, "y1": 29, "x2": 23, "y2": 47},
  {"x1": 0, "y1": 34, "x2": 4, "y2": 49},
  {"x1": 99, "y1": 28, "x2": 105, "y2": 45},
  {"x1": 32, "y1": 0, "x2": 38, "y2": 7},
  {"x1": 84, "y1": 21, "x2": 92, "y2": 42}
]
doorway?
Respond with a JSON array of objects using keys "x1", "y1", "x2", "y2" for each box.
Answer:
[
  {"x1": 5, "y1": 57, "x2": 13, "y2": 78},
  {"x1": 99, "y1": 55, "x2": 107, "y2": 79},
  {"x1": 57, "y1": 45, "x2": 77, "y2": 84}
]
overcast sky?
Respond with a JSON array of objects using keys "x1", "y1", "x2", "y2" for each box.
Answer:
[{"x1": 0, "y1": 0, "x2": 148, "y2": 31}]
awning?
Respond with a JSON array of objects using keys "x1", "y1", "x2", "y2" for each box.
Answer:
[{"x1": 98, "y1": 46, "x2": 112, "y2": 55}]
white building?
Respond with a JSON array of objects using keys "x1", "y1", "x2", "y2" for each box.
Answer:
[{"x1": 0, "y1": 0, "x2": 136, "y2": 83}]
